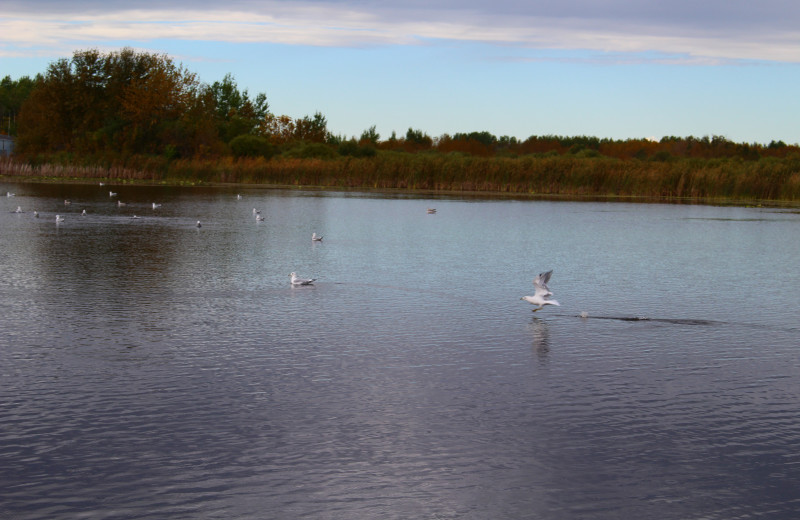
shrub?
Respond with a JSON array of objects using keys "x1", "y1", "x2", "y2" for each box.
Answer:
[
  {"x1": 339, "y1": 140, "x2": 377, "y2": 157},
  {"x1": 229, "y1": 134, "x2": 274, "y2": 158},
  {"x1": 283, "y1": 142, "x2": 337, "y2": 159}
]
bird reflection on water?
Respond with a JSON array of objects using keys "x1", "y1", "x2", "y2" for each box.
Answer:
[{"x1": 527, "y1": 317, "x2": 550, "y2": 362}]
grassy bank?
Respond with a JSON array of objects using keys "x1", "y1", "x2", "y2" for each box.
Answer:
[{"x1": 3, "y1": 152, "x2": 800, "y2": 205}]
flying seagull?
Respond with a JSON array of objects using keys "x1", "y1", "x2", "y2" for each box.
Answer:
[
  {"x1": 290, "y1": 272, "x2": 316, "y2": 285},
  {"x1": 521, "y1": 270, "x2": 560, "y2": 311}
]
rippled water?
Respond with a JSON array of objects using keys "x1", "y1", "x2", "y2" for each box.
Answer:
[{"x1": 2, "y1": 182, "x2": 800, "y2": 519}]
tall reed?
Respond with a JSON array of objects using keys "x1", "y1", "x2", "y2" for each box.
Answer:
[{"x1": 3, "y1": 152, "x2": 799, "y2": 203}]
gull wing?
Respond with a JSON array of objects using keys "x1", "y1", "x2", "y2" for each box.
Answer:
[
  {"x1": 533, "y1": 270, "x2": 554, "y2": 297},
  {"x1": 533, "y1": 270, "x2": 553, "y2": 289}
]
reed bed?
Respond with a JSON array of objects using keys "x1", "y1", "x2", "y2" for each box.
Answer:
[{"x1": 3, "y1": 153, "x2": 799, "y2": 203}]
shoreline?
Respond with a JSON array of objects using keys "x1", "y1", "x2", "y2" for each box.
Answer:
[{"x1": 3, "y1": 173, "x2": 799, "y2": 210}]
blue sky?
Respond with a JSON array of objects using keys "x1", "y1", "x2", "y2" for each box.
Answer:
[{"x1": 2, "y1": 0, "x2": 799, "y2": 144}]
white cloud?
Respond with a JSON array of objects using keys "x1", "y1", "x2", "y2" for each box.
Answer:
[{"x1": 2, "y1": 1, "x2": 799, "y2": 63}]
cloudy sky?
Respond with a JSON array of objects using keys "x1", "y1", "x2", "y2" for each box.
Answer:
[{"x1": 2, "y1": 0, "x2": 799, "y2": 143}]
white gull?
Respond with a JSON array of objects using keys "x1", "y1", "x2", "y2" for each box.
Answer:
[
  {"x1": 521, "y1": 270, "x2": 560, "y2": 312},
  {"x1": 290, "y1": 272, "x2": 316, "y2": 285}
]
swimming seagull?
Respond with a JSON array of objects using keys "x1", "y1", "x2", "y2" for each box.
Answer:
[
  {"x1": 12, "y1": 206, "x2": 22, "y2": 213},
  {"x1": 117, "y1": 200, "x2": 126, "y2": 207},
  {"x1": 237, "y1": 194, "x2": 242, "y2": 200},
  {"x1": 33, "y1": 211, "x2": 39, "y2": 218},
  {"x1": 312, "y1": 232, "x2": 323, "y2": 241},
  {"x1": 81, "y1": 209, "x2": 87, "y2": 216},
  {"x1": 521, "y1": 270, "x2": 560, "y2": 312},
  {"x1": 290, "y1": 272, "x2": 316, "y2": 285},
  {"x1": 256, "y1": 215, "x2": 265, "y2": 222},
  {"x1": 196, "y1": 220, "x2": 202, "y2": 228},
  {"x1": 109, "y1": 191, "x2": 117, "y2": 197},
  {"x1": 152, "y1": 203, "x2": 161, "y2": 209},
  {"x1": 55, "y1": 214, "x2": 65, "y2": 223}
]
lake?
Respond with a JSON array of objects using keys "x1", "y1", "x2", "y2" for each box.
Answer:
[{"x1": 1, "y1": 182, "x2": 799, "y2": 519}]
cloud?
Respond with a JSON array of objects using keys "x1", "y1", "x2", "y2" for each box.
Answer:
[{"x1": 2, "y1": 0, "x2": 799, "y2": 63}]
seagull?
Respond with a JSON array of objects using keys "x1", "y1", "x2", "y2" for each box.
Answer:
[
  {"x1": 6, "y1": 192, "x2": 15, "y2": 197},
  {"x1": 290, "y1": 272, "x2": 316, "y2": 285},
  {"x1": 117, "y1": 200, "x2": 126, "y2": 207},
  {"x1": 55, "y1": 214, "x2": 65, "y2": 223},
  {"x1": 196, "y1": 220, "x2": 202, "y2": 228},
  {"x1": 237, "y1": 194, "x2": 242, "y2": 200},
  {"x1": 253, "y1": 208, "x2": 260, "y2": 215},
  {"x1": 130, "y1": 215, "x2": 140, "y2": 219},
  {"x1": 312, "y1": 232, "x2": 323, "y2": 241},
  {"x1": 64, "y1": 199, "x2": 71, "y2": 206},
  {"x1": 152, "y1": 203, "x2": 161, "y2": 209},
  {"x1": 12, "y1": 206, "x2": 22, "y2": 213},
  {"x1": 256, "y1": 215, "x2": 265, "y2": 222},
  {"x1": 109, "y1": 191, "x2": 117, "y2": 197},
  {"x1": 33, "y1": 211, "x2": 39, "y2": 218},
  {"x1": 81, "y1": 209, "x2": 87, "y2": 216},
  {"x1": 521, "y1": 270, "x2": 560, "y2": 312}
]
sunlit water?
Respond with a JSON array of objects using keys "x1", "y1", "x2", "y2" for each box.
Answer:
[{"x1": 2, "y1": 182, "x2": 799, "y2": 519}]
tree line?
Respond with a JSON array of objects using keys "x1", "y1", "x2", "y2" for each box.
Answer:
[{"x1": 3, "y1": 48, "x2": 798, "y2": 165}]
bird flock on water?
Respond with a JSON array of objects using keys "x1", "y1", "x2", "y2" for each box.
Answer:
[{"x1": 7, "y1": 189, "x2": 564, "y2": 312}]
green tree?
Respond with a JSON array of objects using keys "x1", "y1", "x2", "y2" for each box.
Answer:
[
  {"x1": 359, "y1": 125, "x2": 380, "y2": 145},
  {"x1": 0, "y1": 75, "x2": 37, "y2": 136},
  {"x1": 404, "y1": 128, "x2": 432, "y2": 151},
  {"x1": 209, "y1": 73, "x2": 269, "y2": 143}
]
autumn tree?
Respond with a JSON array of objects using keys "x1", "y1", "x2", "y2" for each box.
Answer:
[
  {"x1": 118, "y1": 53, "x2": 202, "y2": 155},
  {"x1": 293, "y1": 112, "x2": 328, "y2": 143},
  {"x1": 16, "y1": 48, "x2": 226, "y2": 158},
  {"x1": 260, "y1": 114, "x2": 296, "y2": 145},
  {"x1": 259, "y1": 111, "x2": 329, "y2": 146}
]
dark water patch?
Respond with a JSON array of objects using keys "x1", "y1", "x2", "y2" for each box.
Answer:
[
  {"x1": 576, "y1": 315, "x2": 722, "y2": 326},
  {"x1": 573, "y1": 314, "x2": 799, "y2": 334}
]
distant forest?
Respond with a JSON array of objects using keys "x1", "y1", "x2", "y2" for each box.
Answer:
[{"x1": 2, "y1": 48, "x2": 800, "y2": 202}]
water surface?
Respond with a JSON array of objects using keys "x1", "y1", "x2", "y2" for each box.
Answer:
[{"x1": 2, "y1": 182, "x2": 799, "y2": 519}]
